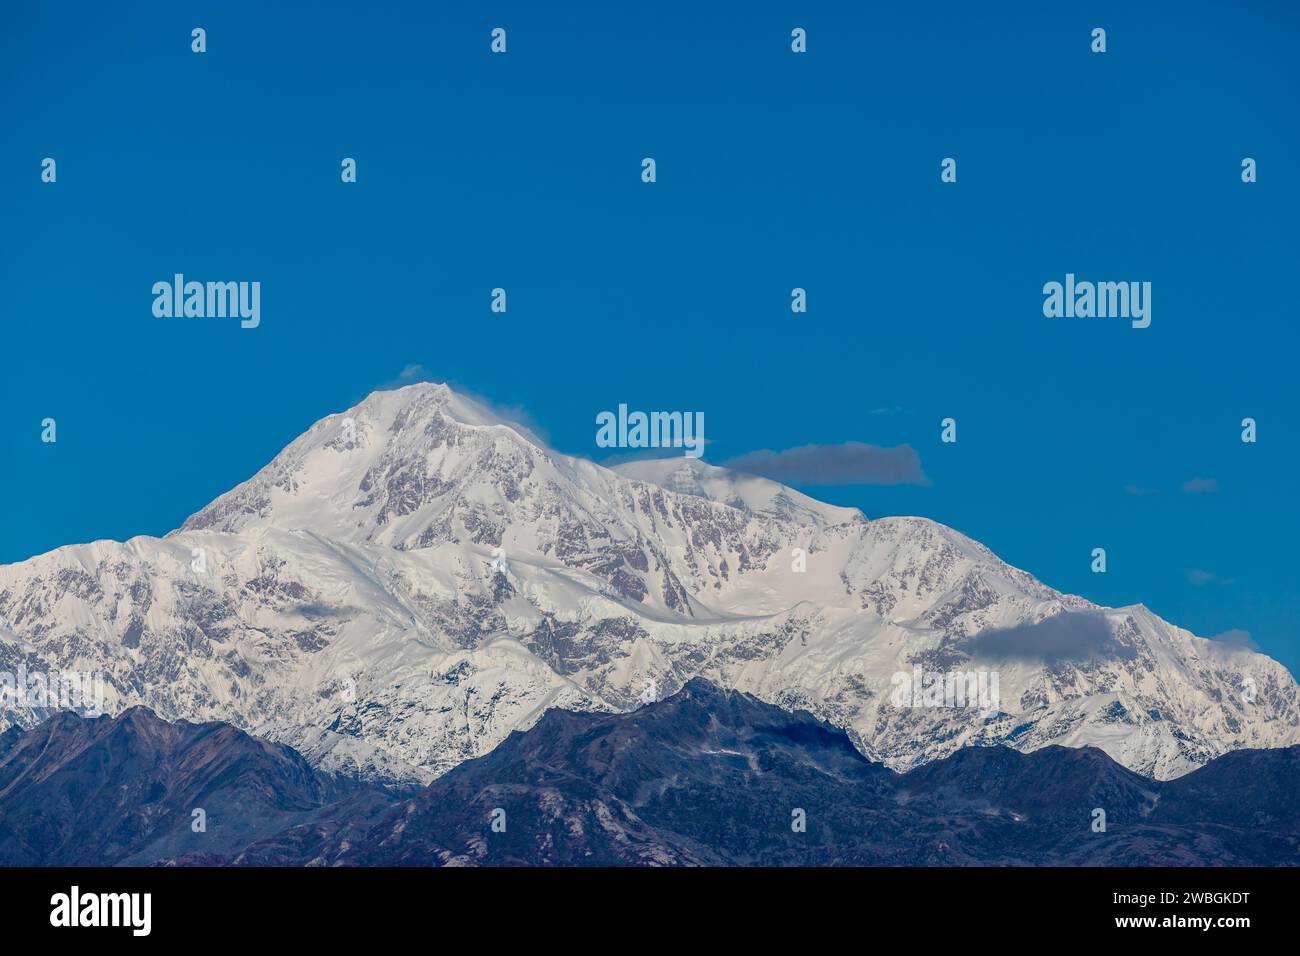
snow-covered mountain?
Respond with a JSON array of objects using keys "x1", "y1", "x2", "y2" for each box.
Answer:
[{"x1": 1, "y1": 383, "x2": 1296, "y2": 785}]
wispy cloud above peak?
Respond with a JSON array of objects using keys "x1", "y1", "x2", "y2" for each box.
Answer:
[{"x1": 1210, "y1": 629, "x2": 1258, "y2": 650}]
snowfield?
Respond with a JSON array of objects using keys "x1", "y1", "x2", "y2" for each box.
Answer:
[{"x1": 1, "y1": 382, "x2": 1296, "y2": 786}]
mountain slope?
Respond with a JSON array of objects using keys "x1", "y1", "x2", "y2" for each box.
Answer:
[
  {"x1": 0, "y1": 707, "x2": 383, "y2": 865},
  {"x1": 234, "y1": 679, "x2": 1300, "y2": 866},
  {"x1": 0, "y1": 382, "x2": 1296, "y2": 784},
  {"x1": 1, "y1": 684, "x2": 1295, "y2": 867}
]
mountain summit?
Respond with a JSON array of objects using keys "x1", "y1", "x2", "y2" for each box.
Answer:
[{"x1": 1, "y1": 382, "x2": 1296, "y2": 785}]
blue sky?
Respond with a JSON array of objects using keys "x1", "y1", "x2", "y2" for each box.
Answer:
[{"x1": 2, "y1": 0, "x2": 1298, "y2": 674}]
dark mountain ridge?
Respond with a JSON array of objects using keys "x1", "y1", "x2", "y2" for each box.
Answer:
[
  {"x1": 0, "y1": 706, "x2": 385, "y2": 866},
  {"x1": 1, "y1": 680, "x2": 1296, "y2": 866}
]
